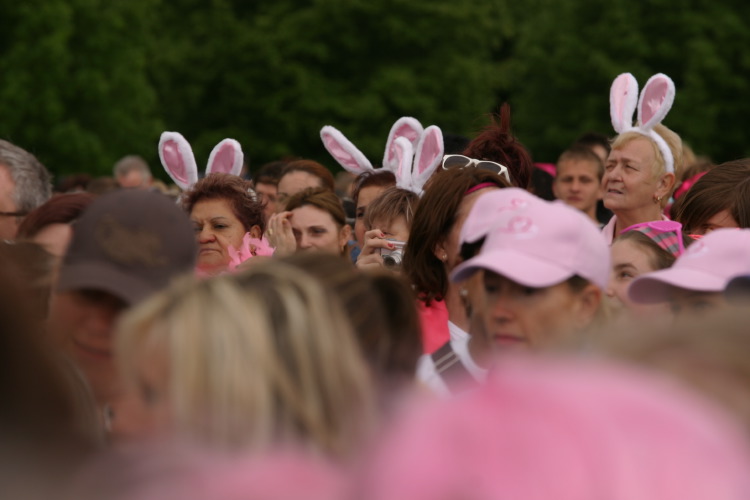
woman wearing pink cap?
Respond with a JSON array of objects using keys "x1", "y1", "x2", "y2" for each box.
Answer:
[
  {"x1": 628, "y1": 228, "x2": 750, "y2": 317},
  {"x1": 451, "y1": 198, "x2": 609, "y2": 351},
  {"x1": 601, "y1": 73, "x2": 683, "y2": 242}
]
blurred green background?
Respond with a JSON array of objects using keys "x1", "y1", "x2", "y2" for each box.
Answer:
[{"x1": 1, "y1": 0, "x2": 748, "y2": 181}]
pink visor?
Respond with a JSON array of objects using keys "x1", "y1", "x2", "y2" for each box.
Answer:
[{"x1": 629, "y1": 229, "x2": 750, "y2": 303}]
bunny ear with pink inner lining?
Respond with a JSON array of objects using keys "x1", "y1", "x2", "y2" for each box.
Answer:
[
  {"x1": 610, "y1": 73, "x2": 639, "y2": 134},
  {"x1": 320, "y1": 126, "x2": 374, "y2": 175},
  {"x1": 411, "y1": 125, "x2": 444, "y2": 196},
  {"x1": 392, "y1": 137, "x2": 415, "y2": 191},
  {"x1": 637, "y1": 73, "x2": 675, "y2": 131},
  {"x1": 383, "y1": 117, "x2": 423, "y2": 171},
  {"x1": 159, "y1": 132, "x2": 199, "y2": 191},
  {"x1": 206, "y1": 139, "x2": 244, "y2": 177}
]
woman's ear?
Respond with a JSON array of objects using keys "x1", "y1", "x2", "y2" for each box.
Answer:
[
  {"x1": 433, "y1": 239, "x2": 447, "y2": 264},
  {"x1": 250, "y1": 225, "x2": 262, "y2": 239},
  {"x1": 656, "y1": 172, "x2": 676, "y2": 200},
  {"x1": 339, "y1": 224, "x2": 352, "y2": 248},
  {"x1": 574, "y1": 283, "x2": 602, "y2": 330}
]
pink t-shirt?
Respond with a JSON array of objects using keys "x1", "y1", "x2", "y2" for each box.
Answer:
[{"x1": 416, "y1": 299, "x2": 450, "y2": 354}]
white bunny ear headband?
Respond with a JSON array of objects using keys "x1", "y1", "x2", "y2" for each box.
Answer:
[
  {"x1": 159, "y1": 131, "x2": 244, "y2": 191},
  {"x1": 320, "y1": 117, "x2": 444, "y2": 196},
  {"x1": 610, "y1": 73, "x2": 676, "y2": 174}
]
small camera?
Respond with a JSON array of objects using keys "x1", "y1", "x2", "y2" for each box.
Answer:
[{"x1": 380, "y1": 239, "x2": 406, "y2": 268}]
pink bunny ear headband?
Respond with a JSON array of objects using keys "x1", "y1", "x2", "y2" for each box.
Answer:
[
  {"x1": 320, "y1": 117, "x2": 444, "y2": 196},
  {"x1": 159, "y1": 131, "x2": 244, "y2": 191},
  {"x1": 610, "y1": 73, "x2": 676, "y2": 174}
]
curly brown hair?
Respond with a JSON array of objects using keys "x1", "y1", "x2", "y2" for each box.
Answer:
[{"x1": 181, "y1": 173, "x2": 265, "y2": 233}]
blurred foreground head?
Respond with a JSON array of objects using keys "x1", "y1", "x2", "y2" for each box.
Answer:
[
  {"x1": 116, "y1": 259, "x2": 375, "y2": 457},
  {"x1": 360, "y1": 356, "x2": 750, "y2": 500}
]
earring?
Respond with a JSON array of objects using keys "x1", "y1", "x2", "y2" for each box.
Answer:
[
  {"x1": 653, "y1": 195, "x2": 662, "y2": 204},
  {"x1": 442, "y1": 253, "x2": 448, "y2": 262}
]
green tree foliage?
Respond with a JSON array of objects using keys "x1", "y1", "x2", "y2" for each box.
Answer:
[
  {"x1": 505, "y1": 0, "x2": 750, "y2": 164},
  {"x1": 0, "y1": 0, "x2": 162, "y2": 176},
  {"x1": 152, "y1": 0, "x2": 507, "y2": 172},
  {"x1": 1, "y1": 0, "x2": 749, "y2": 179}
]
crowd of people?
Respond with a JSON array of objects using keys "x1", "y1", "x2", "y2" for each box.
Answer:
[{"x1": 2, "y1": 71, "x2": 750, "y2": 499}]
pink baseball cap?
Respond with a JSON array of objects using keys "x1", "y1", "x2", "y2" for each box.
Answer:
[
  {"x1": 459, "y1": 188, "x2": 543, "y2": 245},
  {"x1": 629, "y1": 228, "x2": 750, "y2": 304},
  {"x1": 452, "y1": 199, "x2": 610, "y2": 290}
]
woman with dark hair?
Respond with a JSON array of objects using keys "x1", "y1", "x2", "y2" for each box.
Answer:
[
  {"x1": 267, "y1": 187, "x2": 352, "y2": 257},
  {"x1": 181, "y1": 173, "x2": 265, "y2": 276},
  {"x1": 402, "y1": 167, "x2": 510, "y2": 353},
  {"x1": 461, "y1": 103, "x2": 535, "y2": 190},
  {"x1": 274, "y1": 160, "x2": 336, "y2": 212},
  {"x1": 672, "y1": 159, "x2": 750, "y2": 235}
]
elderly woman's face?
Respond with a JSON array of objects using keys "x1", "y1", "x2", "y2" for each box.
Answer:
[
  {"x1": 191, "y1": 198, "x2": 247, "y2": 275},
  {"x1": 602, "y1": 137, "x2": 661, "y2": 213}
]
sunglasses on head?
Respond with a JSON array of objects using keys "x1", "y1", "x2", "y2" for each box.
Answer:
[{"x1": 441, "y1": 155, "x2": 511, "y2": 184}]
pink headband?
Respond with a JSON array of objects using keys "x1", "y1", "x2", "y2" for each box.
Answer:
[{"x1": 465, "y1": 182, "x2": 498, "y2": 196}]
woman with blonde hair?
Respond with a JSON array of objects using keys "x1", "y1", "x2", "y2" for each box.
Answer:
[
  {"x1": 115, "y1": 260, "x2": 375, "y2": 458},
  {"x1": 602, "y1": 73, "x2": 684, "y2": 242}
]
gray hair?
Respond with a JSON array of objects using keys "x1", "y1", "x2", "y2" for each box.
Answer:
[
  {"x1": 0, "y1": 140, "x2": 52, "y2": 214},
  {"x1": 113, "y1": 155, "x2": 152, "y2": 180}
]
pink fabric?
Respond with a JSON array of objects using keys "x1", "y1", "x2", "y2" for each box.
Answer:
[
  {"x1": 360, "y1": 356, "x2": 750, "y2": 500},
  {"x1": 601, "y1": 213, "x2": 671, "y2": 245},
  {"x1": 621, "y1": 220, "x2": 685, "y2": 257},
  {"x1": 463, "y1": 182, "x2": 499, "y2": 197},
  {"x1": 161, "y1": 139, "x2": 189, "y2": 185},
  {"x1": 210, "y1": 143, "x2": 237, "y2": 174},
  {"x1": 453, "y1": 198, "x2": 610, "y2": 290},
  {"x1": 416, "y1": 299, "x2": 450, "y2": 354},
  {"x1": 673, "y1": 171, "x2": 708, "y2": 200},
  {"x1": 322, "y1": 134, "x2": 364, "y2": 173},
  {"x1": 610, "y1": 73, "x2": 638, "y2": 133},
  {"x1": 459, "y1": 188, "x2": 542, "y2": 244},
  {"x1": 534, "y1": 162, "x2": 556, "y2": 177},
  {"x1": 227, "y1": 234, "x2": 274, "y2": 271},
  {"x1": 629, "y1": 228, "x2": 750, "y2": 303}
]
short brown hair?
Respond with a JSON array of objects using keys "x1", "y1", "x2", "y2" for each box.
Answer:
[
  {"x1": 364, "y1": 187, "x2": 418, "y2": 232},
  {"x1": 280, "y1": 160, "x2": 336, "y2": 192},
  {"x1": 285, "y1": 187, "x2": 347, "y2": 227},
  {"x1": 556, "y1": 146, "x2": 604, "y2": 181},
  {"x1": 351, "y1": 170, "x2": 397, "y2": 207},
  {"x1": 673, "y1": 159, "x2": 750, "y2": 233},
  {"x1": 403, "y1": 168, "x2": 510, "y2": 303},
  {"x1": 181, "y1": 173, "x2": 265, "y2": 233}
]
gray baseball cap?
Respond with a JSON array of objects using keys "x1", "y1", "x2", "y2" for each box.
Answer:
[{"x1": 57, "y1": 189, "x2": 197, "y2": 305}]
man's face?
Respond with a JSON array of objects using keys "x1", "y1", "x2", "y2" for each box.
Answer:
[
  {"x1": 553, "y1": 159, "x2": 602, "y2": 218},
  {"x1": 0, "y1": 165, "x2": 20, "y2": 239},
  {"x1": 47, "y1": 289, "x2": 128, "y2": 402},
  {"x1": 117, "y1": 170, "x2": 150, "y2": 189}
]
